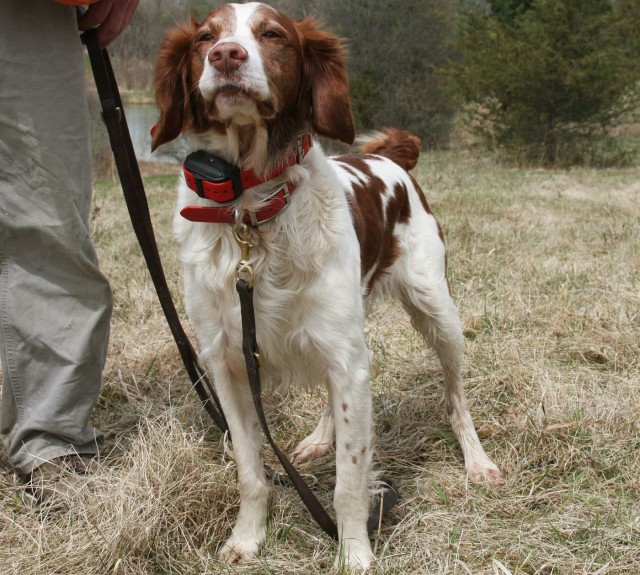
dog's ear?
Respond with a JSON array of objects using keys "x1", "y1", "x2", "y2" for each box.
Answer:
[
  {"x1": 296, "y1": 18, "x2": 355, "y2": 145},
  {"x1": 152, "y1": 19, "x2": 199, "y2": 151}
]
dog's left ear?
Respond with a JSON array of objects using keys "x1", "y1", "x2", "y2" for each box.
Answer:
[{"x1": 296, "y1": 19, "x2": 355, "y2": 145}]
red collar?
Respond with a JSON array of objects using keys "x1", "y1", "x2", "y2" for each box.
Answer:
[{"x1": 180, "y1": 134, "x2": 312, "y2": 225}]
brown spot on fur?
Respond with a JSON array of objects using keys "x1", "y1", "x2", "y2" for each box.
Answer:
[
  {"x1": 361, "y1": 447, "x2": 366, "y2": 455},
  {"x1": 410, "y1": 175, "x2": 433, "y2": 215},
  {"x1": 338, "y1": 155, "x2": 413, "y2": 293},
  {"x1": 366, "y1": 180, "x2": 412, "y2": 288},
  {"x1": 345, "y1": 443, "x2": 351, "y2": 451},
  {"x1": 342, "y1": 403, "x2": 349, "y2": 412},
  {"x1": 357, "y1": 128, "x2": 421, "y2": 171},
  {"x1": 351, "y1": 455, "x2": 358, "y2": 464},
  {"x1": 344, "y1": 417, "x2": 349, "y2": 424},
  {"x1": 337, "y1": 155, "x2": 385, "y2": 282}
]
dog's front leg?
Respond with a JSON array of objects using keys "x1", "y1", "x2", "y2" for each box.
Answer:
[
  {"x1": 214, "y1": 366, "x2": 270, "y2": 564},
  {"x1": 327, "y1": 353, "x2": 374, "y2": 571}
]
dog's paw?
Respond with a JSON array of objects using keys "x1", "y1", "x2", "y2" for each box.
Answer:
[
  {"x1": 218, "y1": 533, "x2": 261, "y2": 564},
  {"x1": 334, "y1": 539, "x2": 374, "y2": 572},
  {"x1": 467, "y1": 459, "x2": 504, "y2": 486},
  {"x1": 291, "y1": 438, "x2": 331, "y2": 465}
]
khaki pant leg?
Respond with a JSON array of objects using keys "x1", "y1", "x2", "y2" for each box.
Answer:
[{"x1": 0, "y1": 0, "x2": 112, "y2": 474}]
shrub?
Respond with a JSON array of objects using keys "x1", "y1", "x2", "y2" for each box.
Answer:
[
  {"x1": 323, "y1": 0, "x2": 458, "y2": 148},
  {"x1": 450, "y1": 0, "x2": 640, "y2": 166}
]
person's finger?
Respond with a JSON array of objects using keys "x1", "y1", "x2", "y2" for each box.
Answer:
[
  {"x1": 97, "y1": 0, "x2": 138, "y2": 48},
  {"x1": 77, "y1": 0, "x2": 138, "y2": 49},
  {"x1": 77, "y1": 0, "x2": 114, "y2": 32}
]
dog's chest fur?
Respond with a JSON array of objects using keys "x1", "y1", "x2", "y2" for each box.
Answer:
[{"x1": 174, "y1": 149, "x2": 367, "y2": 390}]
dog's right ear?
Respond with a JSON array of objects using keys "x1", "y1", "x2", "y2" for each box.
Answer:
[{"x1": 152, "y1": 19, "x2": 199, "y2": 151}]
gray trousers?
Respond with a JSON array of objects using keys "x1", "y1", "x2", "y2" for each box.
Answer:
[{"x1": 0, "y1": 1, "x2": 112, "y2": 474}]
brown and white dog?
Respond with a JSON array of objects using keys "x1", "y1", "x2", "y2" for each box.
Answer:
[{"x1": 152, "y1": 2, "x2": 502, "y2": 570}]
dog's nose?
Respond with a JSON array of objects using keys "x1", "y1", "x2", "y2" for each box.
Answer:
[{"x1": 209, "y1": 42, "x2": 248, "y2": 73}]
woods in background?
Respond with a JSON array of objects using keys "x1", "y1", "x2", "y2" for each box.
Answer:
[
  {"x1": 107, "y1": 0, "x2": 640, "y2": 166},
  {"x1": 452, "y1": 0, "x2": 640, "y2": 166}
]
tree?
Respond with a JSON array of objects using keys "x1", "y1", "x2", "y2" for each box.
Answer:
[
  {"x1": 323, "y1": 0, "x2": 458, "y2": 148},
  {"x1": 450, "y1": 0, "x2": 640, "y2": 165},
  {"x1": 489, "y1": 0, "x2": 534, "y2": 22}
]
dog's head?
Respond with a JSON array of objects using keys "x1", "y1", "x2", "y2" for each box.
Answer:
[{"x1": 152, "y1": 2, "x2": 355, "y2": 166}]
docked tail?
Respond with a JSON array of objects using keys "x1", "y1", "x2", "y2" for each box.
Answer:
[{"x1": 356, "y1": 128, "x2": 421, "y2": 171}]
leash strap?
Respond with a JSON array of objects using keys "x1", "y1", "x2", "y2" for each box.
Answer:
[
  {"x1": 82, "y1": 28, "x2": 228, "y2": 433},
  {"x1": 236, "y1": 279, "x2": 339, "y2": 539},
  {"x1": 236, "y1": 279, "x2": 399, "y2": 539}
]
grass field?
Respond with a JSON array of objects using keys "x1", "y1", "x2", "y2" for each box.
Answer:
[{"x1": 1, "y1": 149, "x2": 639, "y2": 574}]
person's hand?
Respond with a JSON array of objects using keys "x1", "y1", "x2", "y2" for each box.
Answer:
[{"x1": 77, "y1": 0, "x2": 139, "y2": 49}]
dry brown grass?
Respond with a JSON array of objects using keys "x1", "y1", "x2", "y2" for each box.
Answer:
[{"x1": 1, "y1": 150, "x2": 639, "y2": 574}]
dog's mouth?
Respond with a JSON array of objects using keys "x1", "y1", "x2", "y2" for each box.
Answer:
[
  {"x1": 216, "y1": 84, "x2": 250, "y2": 99},
  {"x1": 214, "y1": 84, "x2": 276, "y2": 118}
]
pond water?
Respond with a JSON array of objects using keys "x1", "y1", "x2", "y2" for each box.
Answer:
[{"x1": 125, "y1": 104, "x2": 178, "y2": 164}]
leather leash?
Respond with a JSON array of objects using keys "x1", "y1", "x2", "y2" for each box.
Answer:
[
  {"x1": 82, "y1": 28, "x2": 228, "y2": 434},
  {"x1": 83, "y1": 28, "x2": 397, "y2": 540},
  {"x1": 235, "y1": 276, "x2": 339, "y2": 539}
]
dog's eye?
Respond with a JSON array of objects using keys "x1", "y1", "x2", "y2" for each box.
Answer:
[
  {"x1": 262, "y1": 30, "x2": 282, "y2": 40},
  {"x1": 198, "y1": 33, "x2": 214, "y2": 42}
]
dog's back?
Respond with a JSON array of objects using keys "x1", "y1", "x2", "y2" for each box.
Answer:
[{"x1": 328, "y1": 129, "x2": 445, "y2": 299}]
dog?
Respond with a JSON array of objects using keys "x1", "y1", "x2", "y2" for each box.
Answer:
[{"x1": 152, "y1": 2, "x2": 503, "y2": 570}]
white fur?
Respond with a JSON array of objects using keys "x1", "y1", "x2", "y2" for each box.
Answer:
[
  {"x1": 176, "y1": 145, "x2": 375, "y2": 569},
  {"x1": 169, "y1": 3, "x2": 502, "y2": 571}
]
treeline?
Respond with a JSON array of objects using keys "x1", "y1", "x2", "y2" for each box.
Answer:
[
  {"x1": 108, "y1": 0, "x2": 640, "y2": 166},
  {"x1": 452, "y1": 0, "x2": 640, "y2": 166}
]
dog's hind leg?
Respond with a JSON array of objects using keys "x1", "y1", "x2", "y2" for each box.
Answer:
[
  {"x1": 395, "y1": 236, "x2": 503, "y2": 486},
  {"x1": 291, "y1": 403, "x2": 335, "y2": 464},
  {"x1": 401, "y1": 282, "x2": 503, "y2": 485}
]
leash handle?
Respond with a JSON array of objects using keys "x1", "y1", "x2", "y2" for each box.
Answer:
[{"x1": 82, "y1": 28, "x2": 229, "y2": 433}]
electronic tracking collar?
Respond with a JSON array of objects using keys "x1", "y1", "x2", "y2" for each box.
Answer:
[{"x1": 180, "y1": 134, "x2": 313, "y2": 224}]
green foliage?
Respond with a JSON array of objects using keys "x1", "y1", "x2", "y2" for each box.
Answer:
[
  {"x1": 451, "y1": 0, "x2": 640, "y2": 166},
  {"x1": 324, "y1": 0, "x2": 458, "y2": 147},
  {"x1": 111, "y1": 0, "x2": 458, "y2": 147},
  {"x1": 489, "y1": 0, "x2": 534, "y2": 22}
]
